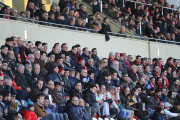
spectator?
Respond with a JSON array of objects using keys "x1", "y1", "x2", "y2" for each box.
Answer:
[
  {"x1": 102, "y1": 17, "x2": 112, "y2": 32},
  {"x1": 69, "y1": 81, "x2": 83, "y2": 99},
  {"x1": 0, "y1": 6, "x2": 11, "y2": 19},
  {"x1": 24, "y1": 63, "x2": 37, "y2": 88},
  {"x1": 10, "y1": 9, "x2": 17, "y2": 20},
  {"x1": 169, "y1": 78, "x2": 179, "y2": 93}
]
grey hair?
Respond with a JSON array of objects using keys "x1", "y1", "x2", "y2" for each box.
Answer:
[
  {"x1": 28, "y1": 54, "x2": 34, "y2": 58},
  {"x1": 88, "y1": 58, "x2": 93, "y2": 62},
  {"x1": 11, "y1": 9, "x2": 17, "y2": 14},
  {"x1": 33, "y1": 49, "x2": 40, "y2": 54},
  {"x1": 32, "y1": 63, "x2": 40, "y2": 70},
  {"x1": 42, "y1": 12, "x2": 48, "y2": 17},
  {"x1": 113, "y1": 60, "x2": 119, "y2": 65},
  {"x1": 127, "y1": 55, "x2": 132, "y2": 58},
  {"x1": 131, "y1": 65, "x2": 137, "y2": 69},
  {"x1": 50, "y1": 5, "x2": 56, "y2": 10},
  {"x1": 17, "y1": 64, "x2": 24, "y2": 69},
  {"x1": 109, "y1": 52, "x2": 115, "y2": 56},
  {"x1": 109, "y1": 86, "x2": 117, "y2": 91},
  {"x1": 25, "y1": 63, "x2": 32, "y2": 68}
]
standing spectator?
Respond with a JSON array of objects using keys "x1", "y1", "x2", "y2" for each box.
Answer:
[
  {"x1": 91, "y1": 48, "x2": 99, "y2": 68},
  {"x1": 82, "y1": 47, "x2": 90, "y2": 64}
]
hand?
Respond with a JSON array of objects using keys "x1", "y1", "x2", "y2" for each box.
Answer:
[
  {"x1": 86, "y1": 103, "x2": 89, "y2": 107},
  {"x1": 38, "y1": 117, "x2": 42, "y2": 120},
  {"x1": 27, "y1": 87, "x2": 31, "y2": 92},
  {"x1": 65, "y1": 96, "x2": 70, "y2": 101},
  {"x1": 147, "y1": 108, "x2": 152, "y2": 111},
  {"x1": 34, "y1": 78, "x2": 37, "y2": 81},
  {"x1": 4, "y1": 109, "x2": 8, "y2": 114},
  {"x1": 18, "y1": 113, "x2": 22, "y2": 119},
  {"x1": 60, "y1": 81, "x2": 64, "y2": 86},
  {"x1": 117, "y1": 108, "x2": 120, "y2": 113}
]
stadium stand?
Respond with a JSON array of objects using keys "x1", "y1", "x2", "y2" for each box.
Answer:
[{"x1": 0, "y1": 0, "x2": 180, "y2": 120}]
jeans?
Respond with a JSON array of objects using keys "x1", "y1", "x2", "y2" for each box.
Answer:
[
  {"x1": 100, "y1": 102, "x2": 110, "y2": 116},
  {"x1": 147, "y1": 109, "x2": 155, "y2": 119},
  {"x1": 58, "y1": 106, "x2": 67, "y2": 113},
  {"x1": 92, "y1": 103, "x2": 101, "y2": 117},
  {"x1": 42, "y1": 113, "x2": 56, "y2": 120},
  {"x1": 59, "y1": 113, "x2": 69, "y2": 120},
  {"x1": 120, "y1": 109, "x2": 130, "y2": 118},
  {"x1": 110, "y1": 108, "x2": 123, "y2": 120}
]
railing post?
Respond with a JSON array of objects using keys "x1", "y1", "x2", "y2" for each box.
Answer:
[
  {"x1": 177, "y1": 0, "x2": 179, "y2": 8},
  {"x1": 123, "y1": 0, "x2": 125, "y2": 7},
  {"x1": 140, "y1": 22, "x2": 142, "y2": 36},
  {"x1": 162, "y1": 7, "x2": 163, "y2": 15},
  {"x1": 135, "y1": 2, "x2": 136, "y2": 9},
  {"x1": 100, "y1": 0, "x2": 102, "y2": 13}
]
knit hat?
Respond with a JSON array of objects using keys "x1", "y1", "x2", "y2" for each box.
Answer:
[
  {"x1": 6, "y1": 37, "x2": 13, "y2": 42},
  {"x1": 27, "y1": 99, "x2": 35, "y2": 108},
  {"x1": 120, "y1": 53, "x2": 124, "y2": 57},
  {"x1": 58, "y1": 65, "x2": 64, "y2": 73},
  {"x1": 42, "y1": 87, "x2": 49, "y2": 93}
]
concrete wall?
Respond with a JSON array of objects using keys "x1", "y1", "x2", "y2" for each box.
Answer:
[{"x1": 0, "y1": 18, "x2": 180, "y2": 62}]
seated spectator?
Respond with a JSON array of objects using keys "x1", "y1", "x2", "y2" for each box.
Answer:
[
  {"x1": 102, "y1": 17, "x2": 112, "y2": 32},
  {"x1": 1, "y1": 45, "x2": 10, "y2": 62},
  {"x1": 24, "y1": 63, "x2": 37, "y2": 88},
  {"x1": 75, "y1": 57, "x2": 88, "y2": 72},
  {"x1": 67, "y1": 9, "x2": 74, "y2": 19},
  {"x1": 69, "y1": 46, "x2": 77, "y2": 68},
  {"x1": 67, "y1": 0, "x2": 76, "y2": 11},
  {"x1": 110, "y1": 60, "x2": 122, "y2": 79},
  {"x1": 67, "y1": 96, "x2": 91, "y2": 120},
  {"x1": 86, "y1": 58, "x2": 98, "y2": 76},
  {"x1": 169, "y1": 78, "x2": 179, "y2": 93},
  {"x1": 128, "y1": 65, "x2": 138, "y2": 79},
  {"x1": 96, "y1": 71, "x2": 112, "y2": 89},
  {"x1": 0, "y1": 6, "x2": 11, "y2": 19},
  {"x1": 3, "y1": 77, "x2": 17, "y2": 96},
  {"x1": 56, "y1": 15, "x2": 72, "y2": 25},
  {"x1": 22, "y1": 99, "x2": 38, "y2": 120},
  {"x1": 29, "y1": 79, "x2": 43, "y2": 102},
  {"x1": 62, "y1": 69, "x2": 72, "y2": 93},
  {"x1": 69, "y1": 81, "x2": 83, "y2": 99},
  {"x1": 10, "y1": 9, "x2": 17, "y2": 20},
  {"x1": 2, "y1": 61, "x2": 13, "y2": 81},
  {"x1": 15, "y1": 64, "x2": 30, "y2": 92},
  {"x1": 153, "y1": 107, "x2": 166, "y2": 120},
  {"x1": 1, "y1": 90, "x2": 19, "y2": 120},
  {"x1": 83, "y1": 84, "x2": 102, "y2": 117},
  {"x1": 34, "y1": 94, "x2": 57, "y2": 120},
  {"x1": 48, "y1": 12, "x2": 55, "y2": 23},
  {"x1": 40, "y1": 12, "x2": 50, "y2": 26},
  {"x1": 69, "y1": 17, "x2": 77, "y2": 30},
  {"x1": 45, "y1": 63, "x2": 61, "y2": 82}
]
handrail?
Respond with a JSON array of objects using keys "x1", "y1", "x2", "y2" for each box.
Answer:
[
  {"x1": 1, "y1": 14, "x2": 180, "y2": 45},
  {"x1": 126, "y1": 0, "x2": 180, "y2": 11}
]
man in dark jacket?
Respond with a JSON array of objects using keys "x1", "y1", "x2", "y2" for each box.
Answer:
[
  {"x1": 69, "y1": 46, "x2": 78, "y2": 68},
  {"x1": 4, "y1": 37, "x2": 13, "y2": 51},
  {"x1": 150, "y1": 89, "x2": 161, "y2": 110},
  {"x1": 32, "y1": 64, "x2": 45, "y2": 87},
  {"x1": 45, "y1": 63, "x2": 62, "y2": 83},
  {"x1": 78, "y1": 5, "x2": 90, "y2": 24},
  {"x1": 15, "y1": 64, "x2": 30, "y2": 92},
  {"x1": 67, "y1": 96, "x2": 91, "y2": 120},
  {"x1": 91, "y1": 48, "x2": 99, "y2": 68},
  {"x1": 82, "y1": 47, "x2": 90, "y2": 64},
  {"x1": 24, "y1": 63, "x2": 37, "y2": 88},
  {"x1": 56, "y1": 16, "x2": 72, "y2": 25},
  {"x1": 128, "y1": 65, "x2": 138, "y2": 79},
  {"x1": 75, "y1": 57, "x2": 88, "y2": 73},
  {"x1": 170, "y1": 102, "x2": 180, "y2": 120},
  {"x1": 83, "y1": 84, "x2": 101, "y2": 117},
  {"x1": 1, "y1": 45, "x2": 10, "y2": 62},
  {"x1": 169, "y1": 77, "x2": 179, "y2": 93},
  {"x1": 1, "y1": 90, "x2": 18, "y2": 120},
  {"x1": 69, "y1": 81, "x2": 83, "y2": 99},
  {"x1": 132, "y1": 55, "x2": 141, "y2": 66},
  {"x1": 85, "y1": 58, "x2": 98, "y2": 78},
  {"x1": 28, "y1": 79, "x2": 43, "y2": 102}
]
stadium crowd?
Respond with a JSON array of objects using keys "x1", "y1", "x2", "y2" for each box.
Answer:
[
  {"x1": 0, "y1": 36, "x2": 179, "y2": 120},
  {"x1": 0, "y1": 0, "x2": 180, "y2": 41}
]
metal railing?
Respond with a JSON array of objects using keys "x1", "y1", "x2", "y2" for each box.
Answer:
[
  {"x1": 1, "y1": 14, "x2": 180, "y2": 45},
  {"x1": 125, "y1": 0, "x2": 180, "y2": 17}
]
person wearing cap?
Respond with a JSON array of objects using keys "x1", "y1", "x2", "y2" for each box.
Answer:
[
  {"x1": 22, "y1": 99, "x2": 38, "y2": 120},
  {"x1": 45, "y1": 63, "x2": 62, "y2": 83},
  {"x1": 5, "y1": 37, "x2": 13, "y2": 51},
  {"x1": 75, "y1": 56, "x2": 88, "y2": 72}
]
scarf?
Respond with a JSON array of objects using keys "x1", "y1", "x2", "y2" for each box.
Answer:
[
  {"x1": 156, "y1": 97, "x2": 159, "y2": 101},
  {"x1": 17, "y1": 52, "x2": 27, "y2": 64},
  {"x1": 150, "y1": 83, "x2": 156, "y2": 88},
  {"x1": 0, "y1": 72, "x2": 4, "y2": 77},
  {"x1": 25, "y1": 69, "x2": 32, "y2": 76},
  {"x1": 83, "y1": 65, "x2": 89, "y2": 71},
  {"x1": 155, "y1": 72, "x2": 160, "y2": 77},
  {"x1": 145, "y1": 71, "x2": 151, "y2": 74},
  {"x1": 109, "y1": 57, "x2": 114, "y2": 62},
  {"x1": 135, "y1": 60, "x2": 140, "y2": 65},
  {"x1": 161, "y1": 75, "x2": 169, "y2": 86},
  {"x1": 18, "y1": 71, "x2": 28, "y2": 87}
]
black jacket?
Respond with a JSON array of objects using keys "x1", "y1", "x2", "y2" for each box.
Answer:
[
  {"x1": 91, "y1": 54, "x2": 99, "y2": 68},
  {"x1": 83, "y1": 89, "x2": 97, "y2": 106},
  {"x1": 1, "y1": 52, "x2": 10, "y2": 62},
  {"x1": 139, "y1": 93, "x2": 153, "y2": 109},
  {"x1": 120, "y1": 92, "x2": 133, "y2": 110},
  {"x1": 15, "y1": 71, "x2": 29, "y2": 90},
  {"x1": 24, "y1": 69, "x2": 37, "y2": 88},
  {"x1": 102, "y1": 22, "x2": 112, "y2": 32},
  {"x1": 69, "y1": 87, "x2": 83, "y2": 99},
  {"x1": 28, "y1": 85, "x2": 42, "y2": 102}
]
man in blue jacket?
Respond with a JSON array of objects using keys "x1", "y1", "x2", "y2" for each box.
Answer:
[
  {"x1": 67, "y1": 96, "x2": 91, "y2": 120},
  {"x1": 45, "y1": 63, "x2": 62, "y2": 83}
]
